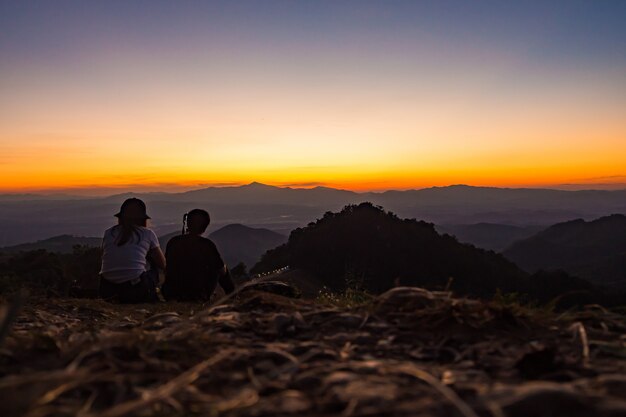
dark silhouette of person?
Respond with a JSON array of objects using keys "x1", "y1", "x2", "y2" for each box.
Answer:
[
  {"x1": 100, "y1": 198, "x2": 166, "y2": 303},
  {"x1": 162, "y1": 209, "x2": 235, "y2": 301}
]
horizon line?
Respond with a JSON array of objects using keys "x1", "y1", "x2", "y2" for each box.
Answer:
[{"x1": 1, "y1": 181, "x2": 626, "y2": 198}]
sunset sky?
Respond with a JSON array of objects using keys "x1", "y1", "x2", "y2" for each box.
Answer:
[{"x1": 1, "y1": 1, "x2": 625, "y2": 193}]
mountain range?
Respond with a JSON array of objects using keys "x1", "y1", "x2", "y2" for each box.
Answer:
[
  {"x1": 3, "y1": 201, "x2": 625, "y2": 302},
  {"x1": 0, "y1": 183, "x2": 624, "y2": 247},
  {"x1": 251, "y1": 203, "x2": 618, "y2": 306}
]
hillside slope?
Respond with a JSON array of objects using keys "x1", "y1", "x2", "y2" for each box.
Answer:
[
  {"x1": 2, "y1": 288, "x2": 625, "y2": 417},
  {"x1": 503, "y1": 214, "x2": 626, "y2": 288},
  {"x1": 210, "y1": 224, "x2": 287, "y2": 268},
  {"x1": 436, "y1": 223, "x2": 544, "y2": 251},
  {"x1": 0, "y1": 234, "x2": 101, "y2": 254}
]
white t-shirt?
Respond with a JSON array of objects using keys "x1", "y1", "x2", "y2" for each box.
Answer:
[{"x1": 100, "y1": 225, "x2": 160, "y2": 283}]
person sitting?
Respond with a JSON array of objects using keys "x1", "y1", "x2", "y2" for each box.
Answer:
[
  {"x1": 162, "y1": 209, "x2": 235, "y2": 301},
  {"x1": 99, "y1": 198, "x2": 166, "y2": 303}
]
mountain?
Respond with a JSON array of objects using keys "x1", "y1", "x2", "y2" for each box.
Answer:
[
  {"x1": 210, "y1": 224, "x2": 287, "y2": 268},
  {"x1": 0, "y1": 235, "x2": 101, "y2": 254},
  {"x1": 175, "y1": 182, "x2": 361, "y2": 206},
  {"x1": 368, "y1": 185, "x2": 626, "y2": 225},
  {"x1": 135, "y1": 183, "x2": 626, "y2": 225},
  {"x1": 436, "y1": 223, "x2": 544, "y2": 251},
  {"x1": 159, "y1": 224, "x2": 287, "y2": 269},
  {"x1": 0, "y1": 194, "x2": 94, "y2": 201},
  {"x1": 503, "y1": 214, "x2": 626, "y2": 288},
  {"x1": 1, "y1": 183, "x2": 624, "y2": 246},
  {"x1": 252, "y1": 203, "x2": 530, "y2": 297}
]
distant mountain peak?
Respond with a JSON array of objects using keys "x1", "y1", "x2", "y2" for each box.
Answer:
[
  {"x1": 210, "y1": 223, "x2": 286, "y2": 237},
  {"x1": 243, "y1": 181, "x2": 276, "y2": 189}
]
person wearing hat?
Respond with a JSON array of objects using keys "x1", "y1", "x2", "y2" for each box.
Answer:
[{"x1": 99, "y1": 198, "x2": 166, "y2": 303}]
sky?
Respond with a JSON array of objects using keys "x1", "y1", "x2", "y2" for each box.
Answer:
[{"x1": 1, "y1": 0, "x2": 625, "y2": 193}]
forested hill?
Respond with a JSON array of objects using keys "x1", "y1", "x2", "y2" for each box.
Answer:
[
  {"x1": 252, "y1": 203, "x2": 529, "y2": 297},
  {"x1": 504, "y1": 214, "x2": 626, "y2": 288},
  {"x1": 0, "y1": 235, "x2": 101, "y2": 254}
]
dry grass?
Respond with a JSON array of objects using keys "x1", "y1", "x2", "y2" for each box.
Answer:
[{"x1": 1, "y1": 287, "x2": 625, "y2": 417}]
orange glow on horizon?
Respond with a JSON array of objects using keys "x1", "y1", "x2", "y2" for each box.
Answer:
[
  {"x1": 2, "y1": 4, "x2": 625, "y2": 195},
  {"x1": 1, "y1": 160, "x2": 625, "y2": 194},
  {"x1": 2, "y1": 110, "x2": 625, "y2": 194}
]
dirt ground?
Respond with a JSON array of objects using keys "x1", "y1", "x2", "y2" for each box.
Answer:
[{"x1": 1, "y1": 286, "x2": 625, "y2": 417}]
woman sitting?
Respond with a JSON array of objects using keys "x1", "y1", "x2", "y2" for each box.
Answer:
[{"x1": 99, "y1": 198, "x2": 166, "y2": 303}]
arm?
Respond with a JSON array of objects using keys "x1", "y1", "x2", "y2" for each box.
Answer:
[
  {"x1": 217, "y1": 265, "x2": 235, "y2": 294},
  {"x1": 146, "y1": 229, "x2": 166, "y2": 271},
  {"x1": 148, "y1": 247, "x2": 166, "y2": 270}
]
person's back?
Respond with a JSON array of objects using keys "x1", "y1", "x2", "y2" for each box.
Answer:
[
  {"x1": 162, "y1": 209, "x2": 234, "y2": 301},
  {"x1": 101, "y1": 225, "x2": 159, "y2": 282},
  {"x1": 100, "y1": 198, "x2": 166, "y2": 303}
]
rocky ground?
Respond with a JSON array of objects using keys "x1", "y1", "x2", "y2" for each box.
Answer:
[{"x1": 1, "y1": 286, "x2": 626, "y2": 417}]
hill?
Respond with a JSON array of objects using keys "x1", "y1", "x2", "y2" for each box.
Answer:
[
  {"x1": 210, "y1": 224, "x2": 287, "y2": 268},
  {"x1": 503, "y1": 214, "x2": 626, "y2": 288},
  {"x1": 252, "y1": 203, "x2": 530, "y2": 297},
  {"x1": 160, "y1": 224, "x2": 287, "y2": 268},
  {"x1": 369, "y1": 185, "x2": 626, "y2": 225},
  {"x1": 436, "y1": 223, "x2": 544, "y2": 251},
  {"x1": 0, "y1": 234, "x2": 101, "y2": 254},
  {"x1": 175, "y1": 181, "x2": 360, "y2": 206}
]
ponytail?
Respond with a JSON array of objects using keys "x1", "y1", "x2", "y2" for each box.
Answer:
[
  {"x1": 181, "y1": 213, "x2": 188, "y2": 235},
  {"x1": 183, "y1": 209, "x2": 210, "y2": 235}
]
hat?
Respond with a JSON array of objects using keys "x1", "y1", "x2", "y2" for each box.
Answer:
[{"x1": 114, "y1": 198, "x2": 151, "y2": 219}]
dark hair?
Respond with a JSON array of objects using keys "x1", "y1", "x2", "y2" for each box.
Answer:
[
  {"x1": 113, "y1": 198, "x2": 150, "y2": 246},
  {"x1": 182, "y1": 209, "x2": 210, "y2": 235},
  {"x1": 115, "y1": 216, "x2": 146, "y2": 246}
]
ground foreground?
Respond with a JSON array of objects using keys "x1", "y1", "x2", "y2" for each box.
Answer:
[{"x1": 1, "y1": 287, "x2": 626, "y2": 417}]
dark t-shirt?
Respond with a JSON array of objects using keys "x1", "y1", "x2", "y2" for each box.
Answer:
[{"x1": 162, "y1": 234, "x2": 234, "y2": 301}]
